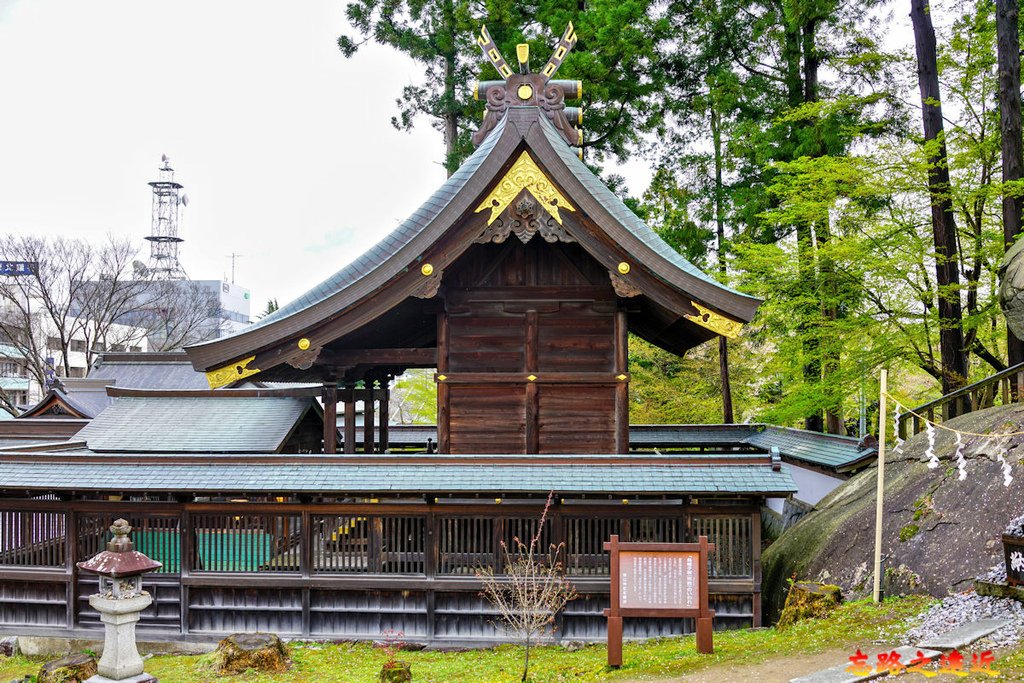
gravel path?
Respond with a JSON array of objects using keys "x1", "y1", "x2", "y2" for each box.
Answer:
[{"x1": 903, "y1": 565, "x2": 1024, "y2": 650}]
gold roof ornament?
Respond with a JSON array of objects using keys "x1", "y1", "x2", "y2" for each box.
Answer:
[
  {"x1": 684, "y1": 301, "x2": 744, "y2": 339},
  {"x1": 475, "y1": 152, "x2": 576, "y2": 225},
  {"x1": 206, "y1": 355, "x2": 261, "y2": 389}
]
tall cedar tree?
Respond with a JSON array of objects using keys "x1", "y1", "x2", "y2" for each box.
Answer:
[
  {"x1": 337, "y1": 0, "x2": 670, "y2": 173},
  {"x1": 654, "y1": 0, "x2": 890, "y2": 432},
  {"x1": 996, "y1": 0, "x2": 1024, "y2": 369},
  {"x1": 910, "y1": 0, "x2": 969, "y2": 394}
]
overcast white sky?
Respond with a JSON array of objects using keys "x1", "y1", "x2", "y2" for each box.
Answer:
[
  {"x1": 0, "y1": 0, "x2": 915, "y2": 317},
  {"x1": 0, "y1": 0, "x2": 485, "y2": 312}
]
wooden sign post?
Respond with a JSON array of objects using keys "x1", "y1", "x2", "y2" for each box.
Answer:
[{"x1": 603, "y1": 534, "x2": 716, "y2": 666}]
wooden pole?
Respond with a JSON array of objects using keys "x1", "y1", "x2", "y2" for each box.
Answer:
[
  {"x1": 696, "y1": 534, "x2": 714, "y2": 654},
  {"x1": 873, "y1": 369, "x2": 888, "y2": 603},
  {"x1": 604, "y1": 534, "x2": 622, "y2": 667}
]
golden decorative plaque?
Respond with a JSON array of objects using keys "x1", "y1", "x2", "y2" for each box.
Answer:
[
  {"x1": 205, "y1": 355, "x2": 260, "y2": 389},
  {"x1": 475, "y1": 152, "x2": 576, "y2": 226},
  {"x1": 684, "y1": 301, "x2": 744, "y2": 339}
]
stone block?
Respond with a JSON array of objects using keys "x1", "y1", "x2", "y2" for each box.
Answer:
[{"x1": 18, "y1": 636, "x2": 72, "y2": 657}]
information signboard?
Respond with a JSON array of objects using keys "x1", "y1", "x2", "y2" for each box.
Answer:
[{"x1": 603, "y1": 534, "x2": 715, "y2": 666}]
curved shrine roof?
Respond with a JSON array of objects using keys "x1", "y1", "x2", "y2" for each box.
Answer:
[{"x1": 186, "y1": 106, "x2": 760, "y2": 382}]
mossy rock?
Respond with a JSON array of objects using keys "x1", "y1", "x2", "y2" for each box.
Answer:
[
  {"x1": 379, "y1": 661, "x2": 413, "y2": 682},
  {"x1": 777, "y1": 581, "x2": 842, "y2": 629},
  {"x1": 761, "y1": 404, "x2": 1024, "y2": 625},
  {"x1": 37, "y1": 653, "x2": 97, "y2": 683},
  {"x1": 213, "y1": 632, "x2": 290, "y2": 675}
]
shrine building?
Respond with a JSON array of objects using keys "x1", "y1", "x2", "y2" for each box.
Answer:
[{"x1": 0, "y1": 26, "x2": 806, "y2": 644}]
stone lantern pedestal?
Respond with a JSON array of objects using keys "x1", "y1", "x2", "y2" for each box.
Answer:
[
  {"x1": 88, "y1": 593, "x2": 155, "y2": 682},
  {"x1": 77, "y1": 519, "x2": 161, "y2": 683}
]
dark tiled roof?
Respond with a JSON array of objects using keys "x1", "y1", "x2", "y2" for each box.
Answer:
[
  {"x1": 376, "y1": 424, "x2": 876, "y2": 472},
  {"x1": 200, "y1": 115, "x2": 511, "y2": 340},
  {"x1": 744, "y1": 427, "x2": 875, "y2": 471},
  {"x1": 630, "y1": 424, "x2": 876, "y2": 471},
  {"x1": 0, "y1": 460, "x2": 796, "y2": 495},
  {"x1": 74, "y1": 396, "x2": 317, "y2": 453},
  {"x1": 536, "y1": 115, "x2": 755, "y2": 302},
  {"x1": 88, "y1": 353, "x2": 209, "y2": 390}
]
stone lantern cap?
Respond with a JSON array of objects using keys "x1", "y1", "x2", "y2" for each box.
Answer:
[{"x1": 77, "y1": 519, "x2": 162, "y2": 578}]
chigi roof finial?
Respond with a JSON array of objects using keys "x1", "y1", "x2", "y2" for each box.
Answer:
[{"x1": 472, "y1": 24, "x2": 584, "y2": 156}]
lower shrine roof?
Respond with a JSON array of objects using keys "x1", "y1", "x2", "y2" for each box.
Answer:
[{"x1": 0, "y1": 454, "x2": 796, "y2": 496}]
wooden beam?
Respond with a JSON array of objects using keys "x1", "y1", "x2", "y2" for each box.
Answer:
[
  {"x1": 435, "y1": 372, "x2": 628, "y2": 385},
  {"x1": 107, "y1": 387, "x2": 322, "y2": 398},
  {"x1": 320, "y1": 347, "x2": 437, "y2": 367}
]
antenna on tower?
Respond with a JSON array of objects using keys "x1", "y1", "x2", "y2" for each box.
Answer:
[{"x1": 145, "y1": 155, "x2": 187, "y2": 280}]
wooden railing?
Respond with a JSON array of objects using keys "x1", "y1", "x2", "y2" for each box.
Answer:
[{"x1": 898, "y1": 362, "x2": 1024, "y2": 438}]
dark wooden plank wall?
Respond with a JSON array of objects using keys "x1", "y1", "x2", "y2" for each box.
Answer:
[
  {"x1": 0, "y1": 500, "x2": 761, "y2": 641},
  {"x1": 442, "y1": 240, "x2": 623, "y2": 454}
]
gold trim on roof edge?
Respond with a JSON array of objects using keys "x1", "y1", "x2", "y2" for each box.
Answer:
[
  {"x1": 684, "y1": 301, "x2": 744, "y2": 339},
  {"x1": 474, "y1": 152, "x2": 576, "y2": 226},
  {"x1": 206, "y1": 355, "x2": 261, "y2": 389}
]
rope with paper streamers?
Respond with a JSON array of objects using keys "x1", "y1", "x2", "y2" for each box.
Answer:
[{"x1": 887, "y1": 392, "x2": 1017, "y2": 487}]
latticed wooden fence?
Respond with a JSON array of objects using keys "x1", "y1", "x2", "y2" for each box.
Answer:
[{"x1": 0, "y1": 500, "x2": 761, "y2": 641}]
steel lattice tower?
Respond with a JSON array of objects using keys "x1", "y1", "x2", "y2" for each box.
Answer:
[{"x1": 145, "y1": 156, "x2": 187, "y2": 279}]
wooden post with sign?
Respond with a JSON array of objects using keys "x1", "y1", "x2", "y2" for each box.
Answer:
[{"x1": 603, "y1": 534, "x2": 716, "y2": 667}]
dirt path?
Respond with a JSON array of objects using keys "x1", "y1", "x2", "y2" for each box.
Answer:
[{"x1": 619, "y1": 648, "x2": 853, "y2": 683}]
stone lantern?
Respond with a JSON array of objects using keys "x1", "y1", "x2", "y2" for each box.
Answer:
[{"x1": 77, "y1": 519, "x2": 161, "y2": 683}]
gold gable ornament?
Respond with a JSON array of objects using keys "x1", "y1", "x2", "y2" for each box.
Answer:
[
  {"x1": 206, "y1": 355, "x2": 261, "y2": 389},
  {"x1": 475, "y1": 152, "x2": 575, "y2": 226},
  {"x1": 684, "y1": 302, "x2": 744, "y2": 339}
]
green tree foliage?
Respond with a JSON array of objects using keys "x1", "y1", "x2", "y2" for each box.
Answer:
[
  {"x1": 340, "y1": 0, "x2": 1023, "y2": 431},
  {"x1": 337, "y1": 0, "x2": 671, "y2": 171}
]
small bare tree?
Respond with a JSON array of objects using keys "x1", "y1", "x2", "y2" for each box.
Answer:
[
  {"x1": 137, "y1": 279, "x2": 222, "y2": 351},
  {"x1": 477, "y1": 492, "x2": 578, "y2": 682}
]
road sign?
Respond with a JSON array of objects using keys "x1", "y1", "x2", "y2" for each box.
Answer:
[{"x1": 0, "y1": 261, "x2": 37, "y2": 276}]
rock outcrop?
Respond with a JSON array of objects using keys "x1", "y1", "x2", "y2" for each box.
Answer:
[{"x1": 762, "y1": 404, "x2": 1024, "y2": 624}]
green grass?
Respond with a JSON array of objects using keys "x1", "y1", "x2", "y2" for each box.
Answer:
[{"x1": 0, "y1": 595, "x2": 997, "y2": 683}]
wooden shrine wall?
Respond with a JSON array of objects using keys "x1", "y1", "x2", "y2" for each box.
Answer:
[
  {"x1": 0, "y1": 499, "x2": 761, "y2": 642},
  {"x1": 440, "y1": 240, "x2": 626, "y2": 454}
]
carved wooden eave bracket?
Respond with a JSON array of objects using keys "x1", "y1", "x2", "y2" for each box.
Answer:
[
  {"x1": 684, "y1": 301, "x2": 744, "y2": 339},
  {"x1": 609, "y1": 272, "x2": 642, "y2": 298},
  {"x1": 475, "y1": 192, "x2": 576, "y2": 245},
  {"x1": 287, "y1": 345, "x2": 323, "y2": 371},
  {"x1": 413, "y1": 270, "x2": 443, "y2": 299},
  {"x1": 206, "y1": 355, "x2": 260, "y2": 389}
]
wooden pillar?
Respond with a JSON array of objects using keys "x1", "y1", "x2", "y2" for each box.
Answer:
[
  {"x1": 180, "y1": 506, "x2": 191, "y2": 635},
  {"x1": 322, "y1": 382, "x2": 337, "y2": 454},
  {"x1": 378, "y1": 384, "x2": 389, "y2": 454},
  {"x1": 363, "y1": 385, "x2": 375, "y2": 454},
  {"x1": 343, "y1": 387, "x2": 356, "y2": 454},
  {"x1": 614, "y1": 310, "x2": 629, "y2": 454},
  {"x1": 604, "y1": 534, "x2": 623, "y2": 667},
  {"x1": 696, "y1": 535, "x2": 714, "y2": 654},
  {"x1": 751, "y1": 507, "x2": 762, "y2": 628},
  {"x1": 525, "y1": 310, "x2": 539, "y2": 454},
  {"x1": 65, "y1": 507, "x2": 77, "y2": 630},
  {"x1": 437, "y1": 312, "x2": 450, "y2": 454}
]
